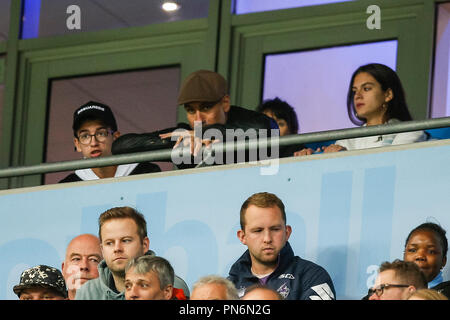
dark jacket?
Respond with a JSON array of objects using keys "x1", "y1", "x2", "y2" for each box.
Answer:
[
  {"x1": 59, "y1": 162, "x2": 161, "y2": 183},
  {"x1": 432, "y1": 281, "x2": 450, "y2": 299},
  {"x1": 228, "y1": 242, "x2": 336, "y2": 300},
  {"x1": 111, "y1": 106, "x2": 279, "y2": 167}
]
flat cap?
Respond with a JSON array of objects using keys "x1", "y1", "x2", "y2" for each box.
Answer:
[{"x1": 177, "y1": 70, "x2": 228, "y2": 105}]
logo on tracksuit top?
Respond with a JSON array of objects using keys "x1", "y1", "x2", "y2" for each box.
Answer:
[{"x1": 278, "y1": 273, "x2": 295, "y2": 280}]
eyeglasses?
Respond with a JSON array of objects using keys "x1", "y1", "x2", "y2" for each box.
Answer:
[
  {"x1": 77, "y1": 128, "x2": 112, "y2": 145},
  {"x1": 368, "y1": 284, "x2": 410, "y2": 297}
]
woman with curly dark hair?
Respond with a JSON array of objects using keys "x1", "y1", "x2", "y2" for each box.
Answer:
[{"x1": 403, "y1": 222, "x2": 449, "y2": 299}]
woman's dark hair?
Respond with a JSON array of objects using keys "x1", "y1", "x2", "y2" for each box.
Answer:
[
  {"x1": 404, "y1": 222, "x2": 448, "y2": 259},
  {"x1": 347, "y1": 63, "x2": 413, "y2": 126},
  {"x1": 257, "y1": 97, "x2": 299, "y2": 134}
]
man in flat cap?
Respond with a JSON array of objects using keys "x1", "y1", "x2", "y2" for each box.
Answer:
[
  {"x1": 112, "y1": 70, "x2": 279, "y2": 168},
  {"x1": 13, "y1": 265, "x2": 68, "y2": 300},
  {"x1": 59, "y1": 101, "x2": 161, "y2": 183}
]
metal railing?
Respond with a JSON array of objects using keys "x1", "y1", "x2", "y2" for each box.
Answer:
[{"x1": 0, "y1": 116, "x2": 449, "y2": 179}]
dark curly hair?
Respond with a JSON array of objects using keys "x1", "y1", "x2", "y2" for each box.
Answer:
[{"x1": 257, "y1": 97, "x2": 299, "y2": 134}]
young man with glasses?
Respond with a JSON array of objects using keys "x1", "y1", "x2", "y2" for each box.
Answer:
[
  {"x1": 368, "y1": 259, "x2": 427, "y2": 300},
  {"x1": 59, "y1": 101, "x2": 160, "y2": 183}
]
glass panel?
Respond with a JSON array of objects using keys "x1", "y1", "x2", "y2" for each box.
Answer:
[
  {"x1": 234, "y1": 0, "x2": 354, "y2": 15},
  {"x1": 431, "y1": 3, "x2": 450, "y2": 118},
  {"x1": 0, "y1": 0, "x2": 11, "y2": 41},
  {"x1": 45, "y1": 67, "x2": 180, "y2": 184},
  {"x1": 22, "y1": 0, "x2": 209, "y2": 39},
  {"x1": 263, "y1": 40, "x2": 398, "y2": 133}
]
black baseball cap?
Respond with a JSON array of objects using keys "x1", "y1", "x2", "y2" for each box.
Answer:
[{"x1": 73, "y1": 101, "x2": 118, "y2": 136}]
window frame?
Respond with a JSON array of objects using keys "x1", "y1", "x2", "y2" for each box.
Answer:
[
  {"x1": 219, "y1": 0, "x2": 435, "y2": 121},
  {"x1": 1, "y1": 0, "x2": 220, "y2": 188}
]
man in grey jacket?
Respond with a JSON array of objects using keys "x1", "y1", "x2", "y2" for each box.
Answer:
[{"x1": 75, "y1": 206, "x2": 189, "y2": 300}]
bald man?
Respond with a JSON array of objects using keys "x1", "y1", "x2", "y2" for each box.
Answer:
[
  {"x1": 62, "y1": 234, "x2": 103, "y2": 300},
  {"x1": 190, "y1": 275, "x2": 239, "y2": 300}
]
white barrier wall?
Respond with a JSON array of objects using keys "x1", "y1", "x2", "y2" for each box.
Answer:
[{"x1": 1, "y1": 139, "x2": 450, "y2": 300}]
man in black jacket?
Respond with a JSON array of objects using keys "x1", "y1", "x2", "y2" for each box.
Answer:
[
  {"x1": 59, "y1": 101, "x2": 160, "y2": 183},
  {"x1": 111, "y1": 70, "x2": 279, "y2": 168},
  {"x1": 228, "y1": 192, "x2": 336, "y2": 300}
]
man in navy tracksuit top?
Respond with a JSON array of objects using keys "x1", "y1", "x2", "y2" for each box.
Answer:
[{"x1": 228, "y1": 192, "x2": 336, "y2": 300}]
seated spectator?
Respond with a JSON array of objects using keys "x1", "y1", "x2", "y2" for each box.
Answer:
[
  {"x1": 75, "y1": 206, "x2": 189, "y2": 300},
  {"x1": 241, "y1": 283, "x2": 283, "y2": 300},
  {"x1": 190, "y1": 275, "x2": 239, "y2": 300},
  {"x1": 368, "y1": 259, "x2": 427, "y2": 300},
  {"x1": 295, "y1": 63, "x2": 426, "y2": 156},
  {"x1": 257, "y1": 97, "x2": 304, "y2": 157},
  {"x1": 124, "y1": 255, "x2": 185, "y2": 300},
  {"x1": 407, "y1": 288, "x2": 448, "y2": 300},
  {"x1": 228, "y1": 192, "x2": 336, "y2": 300},
  {"x1": 59, "y1": 101, "x2": 160, "y2": 183},
  {"x1": 13, "y1": 265, "x2": 68, "y2": 300},
  {"x1": 112, "y1": 70, "x2": 278, "y2": 168},
  {"x1": 62, "y1": 233, "x2": 102, "y2": 300},
  {"x1": 403, "y1": 222, "x2": 450, "y2": 298}
]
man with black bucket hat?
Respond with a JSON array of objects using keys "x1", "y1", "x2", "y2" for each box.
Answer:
[
  {"x1": 111, "y1": 70, "x2": 279, "y2": 168},
  {"x1": 13, "y1": 265, "x2": 68, "y2": 300},
  {"x1": 59, "y1": 101, "x2": 161, "y2": 183}
]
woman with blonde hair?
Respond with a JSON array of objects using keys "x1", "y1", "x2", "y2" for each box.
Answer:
[{"x1": 408, "y1": 289, "x2": 448, "y2": 300}]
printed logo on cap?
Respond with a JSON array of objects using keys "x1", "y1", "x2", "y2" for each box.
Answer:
[{"x1": 77, "y1": 105, "x2": 105, "y2": 115}]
